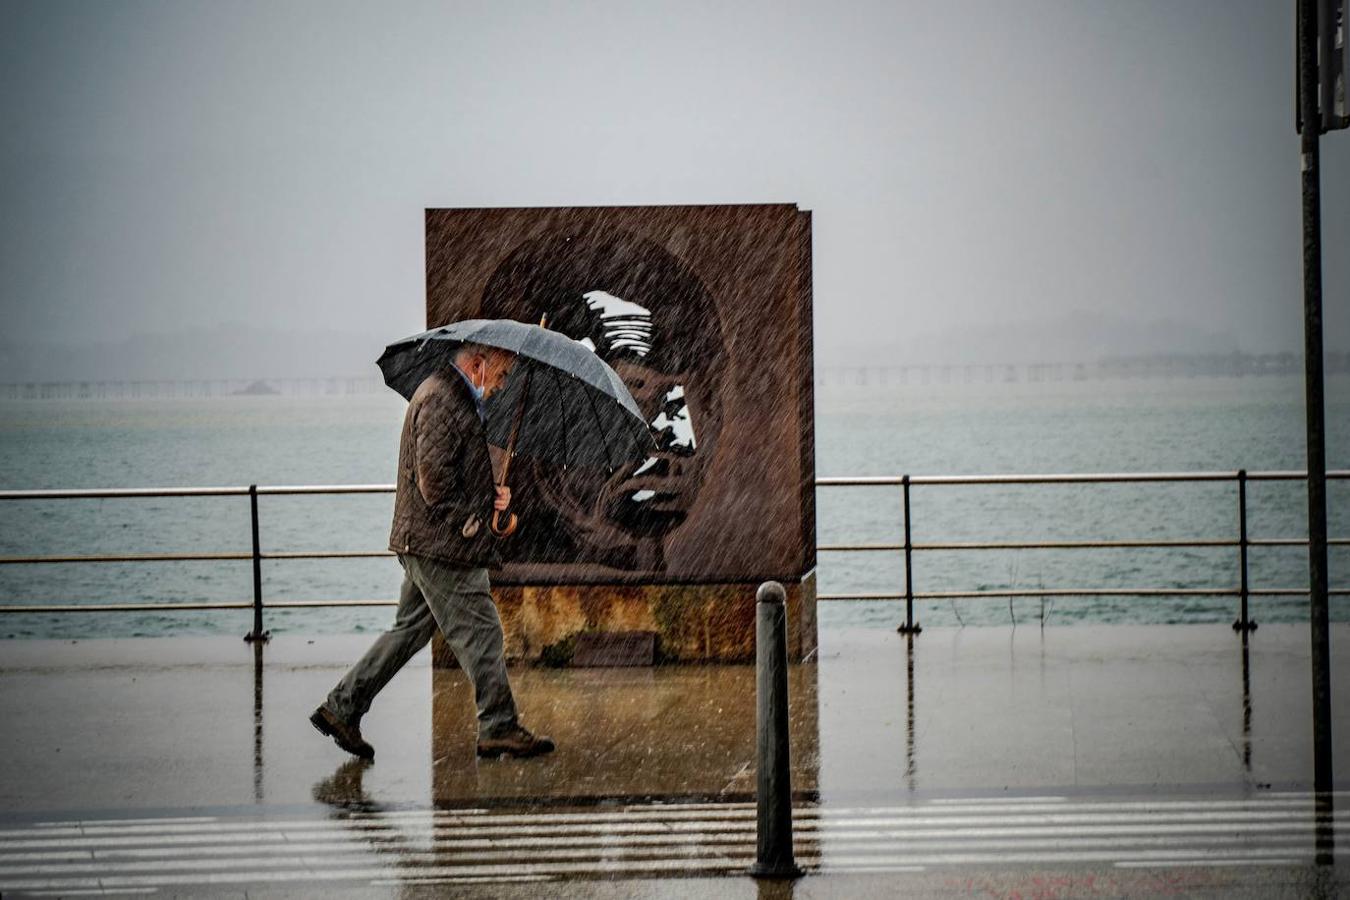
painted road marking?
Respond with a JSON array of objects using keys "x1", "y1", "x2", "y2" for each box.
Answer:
[
  {"x1": 2, "y1": 812, "x2": 1344, "y2": 853},
  {"x1": 5, "y1": 809, "x2": 1344, "y2": 853},
  {"x1": 5, "y1": 794, "x2": 1333, "y2": 839},
  {"x1": 3, "y1": 803, "x2": 1341, "y2": 842},
  {"x1": 0, "y1": 836, "x2": 1342, "y2": 878},
  {"x1": 0, "y1": 795, "x2": 1342, "y2": 892},
  {"x1": 1115, "y1": 858, "x2": 1303, "y2": 868},
  {"x1": 0, "y1": 845, "x2": 1346, "y2": 893}
]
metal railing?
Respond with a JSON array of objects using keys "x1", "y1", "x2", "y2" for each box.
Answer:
[
  {"x1": 815, "y1": 470, "x2": 1349, "y2": 633},
  {"x1": 0, "y1": 470, "x2": 1345, "y2": 637},
  {"x1": 0, "y1": 484, "x2": 398, "y2": 641}
]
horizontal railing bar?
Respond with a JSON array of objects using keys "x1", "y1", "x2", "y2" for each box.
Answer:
[
  {"x1": 259, "y1": 599, "x2": 398, "y2": 607},
  {"x1": 819, "y1": 588, "x2": 1241, "y2": 600},
  {"x1": 9, "y1": 539, "x2": 1342, "y2": 565},
  {"x1": 0, "y1": 599, "x2": 398, "y2": 613},
  {"x1": 0, "y1": 485, "x2": 398, "y2": 501},
  {"x1": 0, "y1": 552, "x2": 254, "y2": 564},
  {"x1": 0, "y1": 487, "x2": 252, "y2": 500},
  {"x1": 818, "y1": 543, "x2": 907, "y2": 552},
  {"x1": 915, "y1": 539, "x2": 1240, "y2": 550},
  {"x1": 820, "y1": 539, "x2": 1243, "y2": 552},
  {"x1": 2, "y1": 470, "x2": 1347, "y2": 501},
  {"x1": 0, "y1": 602, "x2": 255, "y2": 613},
  {"x1": 911, "y1": 473, "x2": 1241, "y2": 485},
  {"x1": 817, "y1": 470, "x2": 1349, "y2": 487},
  {"x1": 0, "y1": 550, "x2": 399, "y2": 565},
  {"x1": 256, "y1": 485, "x2": 394, "y2": 496},
  {"x1": 818, "y1": 587, "x2": 1350, "y2": 601},
  {"x1": 5, "y1": 588, "x2": 1346, "y2": 613},
  {"x1": 263, "y1": 551, "x2": 396, "y2": 559}
]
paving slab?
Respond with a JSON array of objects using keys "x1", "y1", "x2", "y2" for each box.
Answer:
[
  {"x1": 2, "y1": 624, "x2": 1348, "y2": 814},
  {"x1": 1, "y1": 624, "x2": 1347, "y2": 897}
]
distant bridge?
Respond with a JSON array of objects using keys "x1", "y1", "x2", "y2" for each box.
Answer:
[
  {"x1": 815, "y1": 351, "x2": 1349, "y2": 388},
  {"x1": 2, "y1": 351, "x2": 1347, "y2": 399},
  {"x1": 0, "y1": 376, "x2": 387, "y2": 400}
]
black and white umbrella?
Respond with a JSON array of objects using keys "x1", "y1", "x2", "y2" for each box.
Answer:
[{"x1": 376, "y1": 318, "x2": 655, "y2": 535}]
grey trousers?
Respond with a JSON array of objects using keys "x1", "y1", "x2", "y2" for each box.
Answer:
[{"x1": 325, "y1": 554, "x2": 518, "y2": 737}]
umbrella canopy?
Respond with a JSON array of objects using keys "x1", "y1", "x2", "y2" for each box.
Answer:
[{"x1": 376, "y1": 319, "x2": 654, "y2": 471}]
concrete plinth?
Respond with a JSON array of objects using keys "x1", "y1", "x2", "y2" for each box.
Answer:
[{"x1": 433, "y1": 573, "x2": 817, "y2": 666}]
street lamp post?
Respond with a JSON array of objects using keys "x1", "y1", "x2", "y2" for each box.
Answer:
[{"x1": 1295, "y1": 0, "x2": 1345, "y2": 799}]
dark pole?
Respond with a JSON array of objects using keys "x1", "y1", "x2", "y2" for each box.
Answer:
[
  {"x1": 244, "y1": 484, "x2": 269, "y2": 643},
  {"x1": 897, "y1": 476, "x2": 921, "y2": 634},
  {"x1": 750, "y1": 581, "x2": 802, "y2": 879},
  {"x1": 1297, "y1": 0, "x2": 1333, "y2": 797},
  {"x1": 1233, "y1": 470, "x2": 1256, "y2": 632}
]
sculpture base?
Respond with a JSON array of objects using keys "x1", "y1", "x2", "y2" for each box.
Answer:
[{"x1": 434, "y1": 572, "x2": 816, "y2": 667}]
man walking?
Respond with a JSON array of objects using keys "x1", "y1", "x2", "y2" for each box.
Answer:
[{"x1": 311, "y1": 343, "x2": 555, "y2": 760}]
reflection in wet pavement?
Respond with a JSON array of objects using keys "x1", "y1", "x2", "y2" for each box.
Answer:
[
  {"x1": 430, "y1": 664, "x2": 819, "y2": 805},
  {"x1": 6, "y1": 788, "x2": 1337, "y2": 893},
  {"x1": 2, "y1": 626, "x2": 1349, "y2": 894}
]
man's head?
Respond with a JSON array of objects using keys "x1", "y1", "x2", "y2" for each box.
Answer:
[{"x1": 452, "y1": 345, "x2": 515, "y2": 399}]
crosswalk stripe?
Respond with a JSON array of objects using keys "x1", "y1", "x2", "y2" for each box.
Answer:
[
  {"x1": 24, "y1": 889, "x2": 159, "y2": 897},
  {"x1": 2, "y1": 820, "x2": 1333, "y2": 866},
  {"x1": 4, "y1": 843, "x2": 1346, "y2": 894},
  {"x1": 4, "y1": 796, "x2": 1330, "y2": 840},
  {"x1": 810, "y1": 847, "x2": 1348, "y2": 867},
  {"x1": 14, "y1": 793, "x2": 1336, "y2": 833},
  {"x1": 817, "y1": 811, "x2": 1342, "y2": 825},
  {"x1": 371, "y1": 875, "x2": 554, "y2": 885},
  {"x1": 1115, "y1": 858, "x2": 1303, "y2": 868},
  {"x1": 1, "y1": 811, "x2": 1343, "y2": 852},
  {"x1": 3, "y1": 804, "x2": 1340, "y2": 844},
  {"x1": 91, "y1": 821, "x2": 1332, "y2": 851},
  {"x1": 3, "y1": 831, "x2": 1340, "y2": 878},
  {"x1": 1, "y1": 856, "x2": 753, "y2": 892},
  {"x1": 31, "y1": 816, "x2": 218, "y2": 828},
  {"x1": 0, "y1": 824, "x2": 1332, "y2": 870},
  {"x1": 929, "y1": 795, "x2": 1068, "y2": 804},
  {"x1": 1, "y1": 797, "x2": 1343, "y2": 892},
  {"x1": 870, "y1": 802, "x2": 1338, "y2": 815}
]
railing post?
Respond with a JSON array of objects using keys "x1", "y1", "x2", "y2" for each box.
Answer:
[
  {"x1": 897, "y1": 475, "x2": 921, "y2": 634},
  {"x1": 749, "y1": 581, "x2": 802, "y2": 879},
  {"x1": 1233, "y1": 470, "x2": 1257, "y2": 633},
  {"x1": 244, "y1": 484, "x2": 269, "y2": 643}
]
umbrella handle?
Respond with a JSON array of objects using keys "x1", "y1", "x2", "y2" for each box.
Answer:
[
  {"x1": 488, "y1": 318, "x2": 544, "y2": 542},
  {"x1": 490, "y1": 508, "x2": 518, "y2": 538}
]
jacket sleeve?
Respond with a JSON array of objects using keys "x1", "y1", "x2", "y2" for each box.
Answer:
[{"x1": 412, "y1": 389, "x2": 465, "y2": 509}]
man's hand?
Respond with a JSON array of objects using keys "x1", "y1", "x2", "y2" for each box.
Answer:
[{"x1": 494, "y1": 485, "x2": 511, "y2": 511}]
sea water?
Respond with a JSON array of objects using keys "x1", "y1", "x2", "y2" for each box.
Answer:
[{"x1": 0, "y1": 375, "x2": 1345, "y2": 637}]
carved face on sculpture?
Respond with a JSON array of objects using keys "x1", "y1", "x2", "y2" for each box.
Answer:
[{"x1": 479, "y1": 229, "x2": 727, "y2": 570}]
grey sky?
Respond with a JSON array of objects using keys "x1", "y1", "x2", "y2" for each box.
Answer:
[{"x1": 1, "y1": 0, "x2": 1347, "y2": 369}]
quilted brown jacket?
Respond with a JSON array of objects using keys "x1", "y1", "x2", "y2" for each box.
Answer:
[{"x1": 388, "y1": 369, "x2": 503, "y2": 569}]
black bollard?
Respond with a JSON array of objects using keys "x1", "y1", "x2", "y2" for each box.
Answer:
[{"x1": 750, "y1": 581, "x2": 802, "y2": 879}]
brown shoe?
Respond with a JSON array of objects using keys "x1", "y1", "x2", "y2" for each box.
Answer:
[
  {"x1": 310, "y1": 706, "x2": 375, "y2": 759},
  {"x1": 477, "y1": 723, "x2": 555, "y2": 759}
]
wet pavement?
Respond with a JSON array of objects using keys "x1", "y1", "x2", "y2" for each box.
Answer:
[{"x1": 1, "y1": 624, "x2": 1347, "y2": 896}]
